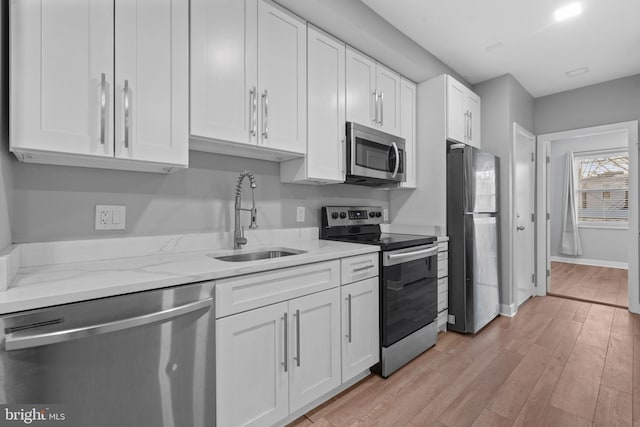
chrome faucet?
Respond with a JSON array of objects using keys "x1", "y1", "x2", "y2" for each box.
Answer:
[{"x1": 234, "y1": 170, "x2": 258, "y2": 249}]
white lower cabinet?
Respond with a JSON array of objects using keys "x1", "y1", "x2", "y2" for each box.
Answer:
[{"x1": 341, "y1": 277, "x2": 379, "y2": 382}]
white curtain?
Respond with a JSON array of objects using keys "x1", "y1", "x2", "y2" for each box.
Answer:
[{"x1": 560, "y1": 151, "x2": 584, "y2": 255}]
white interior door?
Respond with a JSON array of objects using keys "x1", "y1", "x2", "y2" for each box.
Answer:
[{"x1": 513, "y1": 123, "x2": 536, "y2": 307}]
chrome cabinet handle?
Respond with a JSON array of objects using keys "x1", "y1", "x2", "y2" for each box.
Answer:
[
  {"x1": 464, "y1": 111, "x2": 469, "y2": 141},
  {"x1": 371, "y1": 90, "x2": 378, "y2": 125},
  {"x1": 294, "y1": 309, "x2": 301, "y2": 367},
  {"x1": 282, "y1": 312, "x2": 288, "y2": 372},
  {"x1": 469, "y1": 112, "x2": 473, "y2": 141},
  {"x1": 100, "y1": 73, "x2": 106, "y2": 145},
  {"x1": 391, "y1": 141, "x2": 400, "y2": 178},
  {"x1": 5, "y1": 298, "x2": 212, "y2": 351},
  {"x1": 353, "y1": 264, "x2": 374, "y2": 273},
  {"x1": 379, "y1": 91, "x2": 384, "y2": 125},
  {"x1": 346, "y1": 294, "x2": 352, "y2": 343},
  {"x1": 123, "y1": 80, "x2": 130, "y2": 149},
  {"x1": 262, "y1": 90, "x2": 268, "y2": 139},
  {"x1": 249, "y1": 87, "x2": 257, "y2": 136}
]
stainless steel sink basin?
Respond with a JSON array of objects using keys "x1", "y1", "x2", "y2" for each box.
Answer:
[{"x1": 211, "y1": 248, "x2": 306, "y2": 262}]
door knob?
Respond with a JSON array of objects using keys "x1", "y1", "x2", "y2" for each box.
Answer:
[{"x1": 517, "y1": 225, "x2": 525, "y2": 231}]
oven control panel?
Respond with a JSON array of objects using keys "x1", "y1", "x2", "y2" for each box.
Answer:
[{"x1": 323, "y1": 206, "x2": 383, "y2": 227}]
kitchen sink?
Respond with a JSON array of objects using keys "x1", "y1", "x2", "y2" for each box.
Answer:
[{"x1": 211, "y1": 248, "x2": 307, "y2": 262}]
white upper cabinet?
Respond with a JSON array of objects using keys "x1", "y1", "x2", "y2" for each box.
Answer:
[
  {"x1": 10, "y1": 0, "x2": 188, "y2": 172},
  {"x1": 400, "y1": 78, "x2": 417, "y2": 189},
  {"x1": 190, "y1": 0, "x2": 257, "y2": 147},
  {"x1": 346, "y1": 48, "x2": 401, "y2": 136},
  {"x1": 191, "y1": 0, "x2": 306, "y2": 158},
  {"x1": 280, "y1": 25, "x2": 345, "y2": 184},
  {"x1": 114, "y1": 0, "x2": 188, "y2": 166},
  {"x1": 446, "y1": 75, "x2": 482, "y2": 148}
]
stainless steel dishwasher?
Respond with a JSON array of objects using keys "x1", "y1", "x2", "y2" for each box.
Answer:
[{"x1": 0, "y1": 281, "x2": 215, "y2": 427}]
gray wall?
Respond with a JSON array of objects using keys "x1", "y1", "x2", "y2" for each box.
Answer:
[
  {"x1": 474, "y1": 74, "x2": 535, "y2": 308},
  {"x1": 11, "y1": 153, "x2": 390, "y2": 243},
  {"x1": 549, "y1": 132, "x2": 629, "y2": 263},
  {"x1": 0, "y1": 1, "x2": 12, "y2": 249},
  {"x1": 535, "y1": 74, "x2": 640, "y2": 135}
]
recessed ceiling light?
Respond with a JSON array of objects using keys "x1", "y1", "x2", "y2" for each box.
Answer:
[
  {"x1": 565, "y1": 66, "x2": 590, "y2": 78},
  {"x1": 554, "y1": 2, "x2": 583, "y2": 22}
]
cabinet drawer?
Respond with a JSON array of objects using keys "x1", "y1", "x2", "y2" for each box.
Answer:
[
  {"x1": 216, "y1": 260, "x2": 340, "y2": 318},
  {"x1": 438, "y1": 289, "x2": 448, "y2": 312},
  {"x1": 437, "y1": 277, "x2": 448, "y2": 294},
  {"x1": 437, "y1": 259, "x2": 448, "y2": 278},
  {"x1": 437, "y1": 241, "x2": 448, "y2": 252},
  {"x1": 341, "y1": 253, "x2": 379, "y2": 284},
  {"x1": 438, "y1": 251, "x2": 448, "y2": 262}
]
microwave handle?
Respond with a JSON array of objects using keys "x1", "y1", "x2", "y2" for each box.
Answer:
[{"x1": 390, "y1": 142, "x2": 400, "y2": 178}]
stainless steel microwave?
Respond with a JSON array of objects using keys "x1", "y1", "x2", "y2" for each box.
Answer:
[{"x1": 345, "y1": 122, "x2": 406, "y2": 186}]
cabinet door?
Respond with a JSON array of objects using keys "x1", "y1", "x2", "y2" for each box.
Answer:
[
  {"x1": 10, "y1": 0, "x2": 114, "y2": 157},
  {"x1": 289, "y1": 288, "x2": 341, "y2": 413},
  {"x1": 346, "y1": 47, "x2": 377, "y2": 128},
  {"x1": 446, "y1": 76, "x2": 467, "y2": 144},
  {"x1": 115, "y1": 0, "x2": 188, "y2": 166},
  {"x1": 216, "y1": 302, "x2": 289, "y2": 427},
  {"x1": 400, "y1": 78, "x2": 417, "y2": 189},
  {"x1": 257, "y1": 0, "x2": 306, "y2": 154},
  {"x1": 467, "y1": 91, "x2": 482, "y2": 148},
  {"x1": 376, "y1": 64, "x2": 401, "y2": 136},
  {"x1": 306, "y1": 26, "x2": 345, "y2": 182},
  {"x1": 342, "y1": 277, "x2": 380, "y2": 382},
  {"x1": 190, "y1": 0, "x2": 257, "y2": 146}
]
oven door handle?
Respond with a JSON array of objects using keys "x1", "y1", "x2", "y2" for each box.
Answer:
[{"x1": 384, "y1": 246, "x2": 438, "y2": 266}]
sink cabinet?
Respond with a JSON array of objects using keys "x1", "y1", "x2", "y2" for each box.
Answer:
[{"x1": 10, "y1": 0, "x2": 189, "y2": 172}]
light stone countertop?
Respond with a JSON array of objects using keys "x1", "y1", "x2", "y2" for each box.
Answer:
[{"x1": 0, "y1": 228, "x2": 379, "y2": 315}]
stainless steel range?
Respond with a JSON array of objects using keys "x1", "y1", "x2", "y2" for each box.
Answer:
[{"x1": 320, "y1": 206, "x2": 438, "y2": 377}]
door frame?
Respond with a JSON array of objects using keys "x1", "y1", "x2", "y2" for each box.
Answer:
[
  {"x1": 512, "y1": 123, "x2": 537, "y2": 305},
  {"x1": 535, "y1": 121, "x2": 639, "y2": 313}
]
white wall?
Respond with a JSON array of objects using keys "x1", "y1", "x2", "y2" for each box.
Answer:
[{"x1": 549, "y1": 131, "x2": 629, "y2": 264}]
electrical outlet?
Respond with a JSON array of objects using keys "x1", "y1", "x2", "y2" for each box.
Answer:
[
  {"x1": 296, "y1": 206, "x2": 305, "y2": 223},
  {"x1": 95, "y1": 205, "x2": 126, "y2": 230},
  {"x1": 383, "y1": 208, "x2": 389, "y2": 221}
]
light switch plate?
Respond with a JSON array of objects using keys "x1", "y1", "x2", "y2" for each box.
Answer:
[
  {"x1": 383, "y1": 208, "x2": 389, "y2": 221},
  {"x1": 95, "y1": 205, "x2": 126, "y2": 230}
]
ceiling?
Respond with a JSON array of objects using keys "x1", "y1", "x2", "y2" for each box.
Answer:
[{"x1": 361, "y1": 0, "x2": 640, "y2": 97}]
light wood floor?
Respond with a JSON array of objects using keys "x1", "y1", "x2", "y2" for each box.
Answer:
[
  {"x1": 550, "y1": 262, "x2": 628, "y2": 308},
  {"x1": 289, "y1": 296, "x2": 639, "y2": 426}
]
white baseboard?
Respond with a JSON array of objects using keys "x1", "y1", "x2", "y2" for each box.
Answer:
[
  {"x1": 500, "y1": 303, "x2": 517, "y2": 317},
  {"x1": 550, "y1": 256, "x2": 628, "y2": 270}
]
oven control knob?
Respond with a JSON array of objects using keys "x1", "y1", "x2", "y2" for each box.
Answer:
[
  {"x1": 368, "y1": 212, "x2": 375, "y2": 218},
  {"x1": 331, "y1": 212, "x2": 339, "y2": 219},
  {"x1": 375, "y1": 212, "x2": 382, "y2": 218},
  {"x1": 339, "y1": 212, "x2": 347, "y2": 219}
]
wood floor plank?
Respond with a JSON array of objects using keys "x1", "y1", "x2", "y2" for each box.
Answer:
[
  {"x1": 633, "y1": 333, "x2": 640, "y2": 426},
  {"x1": 593, "y1": 386, "x2": 633, "y2": 427},
  {"x1": 511, "y1": 320, "x2": 583, "y2": 427},
  {"x1": 437, "y1": 350, "x2": 524, "y2": 426},
  {"x1": 537, "y1": 403, "x2": 593, "y2": 427},
  {"x1": 575, "y1": 303, "x2": 614, "y2": 350},
  {"x1": 406, "y1": 349, "x2": 501, "y2": 426},
  {"x1": 602, "y1": 332, "x2": 634, "y2": 394},
  {"x1": 470, "y1": 408, "x2": 512, "y2": 427},
  {"x1": 550, "y1": 262, "x2": 628, "y2": 308},
  {"x1": 612, "y1": 307, "x2": 635, "y2": 336},
  {"x1": 548, "y1": 342, "x2": 607, "y2": 421},
  {"x1": 573, "y1": 302, "x2": 591, "y2": 323},
  {"x1": 488, "y1": 344, "x2": 553, "y2": 419}
]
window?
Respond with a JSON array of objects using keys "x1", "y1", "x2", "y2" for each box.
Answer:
[{"x1": 575, "y1": 149, "x2": 629, "y2": 226}]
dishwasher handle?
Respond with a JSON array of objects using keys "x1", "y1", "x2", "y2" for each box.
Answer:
[{"x1": 5, "y1": 297, "x2": 213, "y2": 351}]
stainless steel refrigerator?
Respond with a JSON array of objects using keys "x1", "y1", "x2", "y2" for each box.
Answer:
[{"x1": 447, "y1": 143, "x2": 501, "y2": 333}]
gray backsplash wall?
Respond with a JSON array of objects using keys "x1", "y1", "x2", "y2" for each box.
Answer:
[
  {"x1": 0, "y1": 0, "x2": 12, "y2": 249},
  {"x1": 11, "y1": 151, "x2": 390, "y2": 243}
]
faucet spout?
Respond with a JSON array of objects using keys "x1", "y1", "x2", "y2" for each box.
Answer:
[{"x1": 234, "y1": 171, "x2": 258, "y2": 249}]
